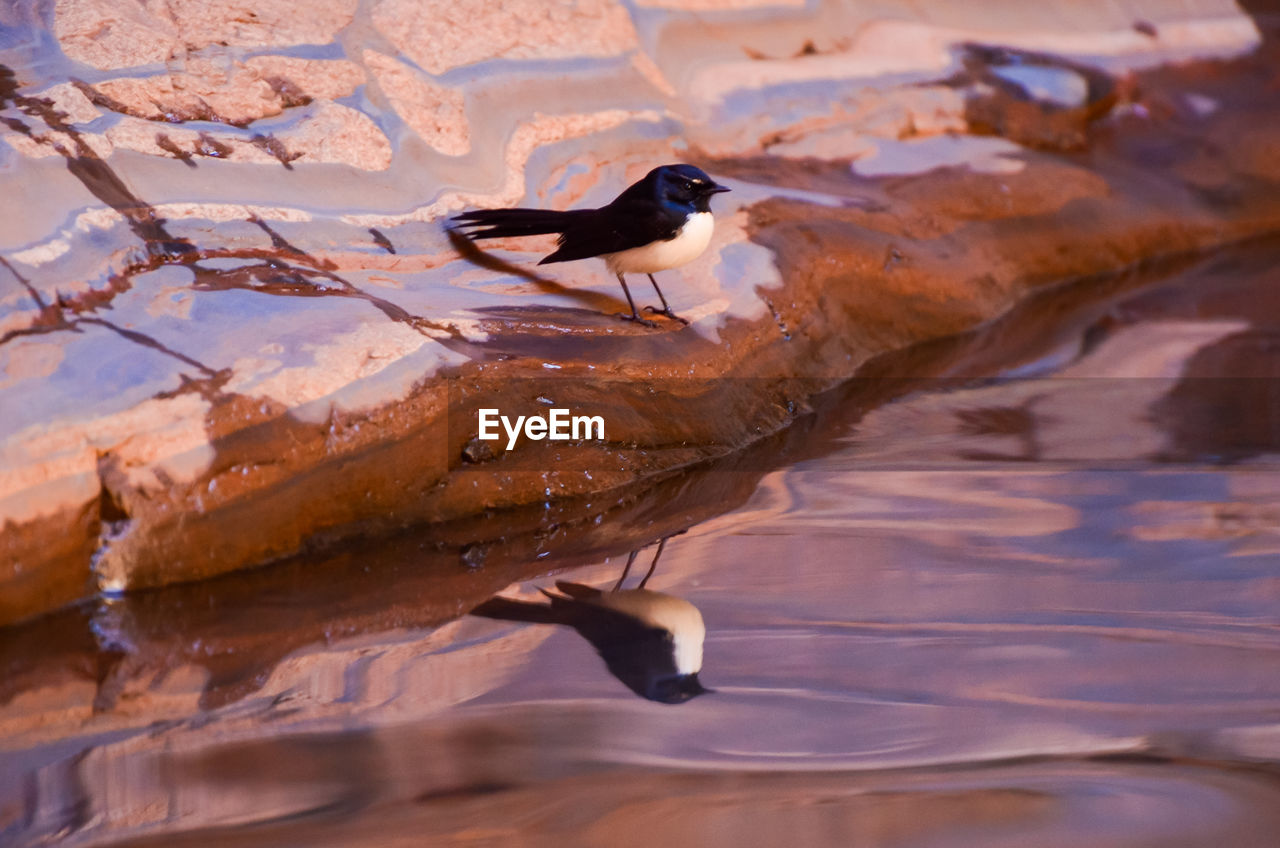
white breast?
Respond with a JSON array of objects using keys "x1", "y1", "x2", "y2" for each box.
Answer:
[{"x1": 603, "y1": 212, "x2": 715, "y2": 275}]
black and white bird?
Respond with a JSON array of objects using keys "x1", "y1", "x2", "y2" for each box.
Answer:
[
  {"x1": 451, "y1": 164, "x2": 731, "y2": 326},
  {"x1": 471, "y1": 541, "x2": 710, "y2": 703}
]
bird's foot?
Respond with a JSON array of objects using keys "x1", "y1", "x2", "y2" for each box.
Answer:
[
  {"x1": 643, "y1": 306, "x2": 689, "y2": 325},
  {"x1": 618, "y1": 312, "x2": 659, "y2": 328}
]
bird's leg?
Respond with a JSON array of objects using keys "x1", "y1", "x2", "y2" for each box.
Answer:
[
  {"x1": 614, "y1": 549, "x2": 640, "y2": 592},
  {"x1": 642, "y1": 274, "x2": 688, "y2": 325},
  {"x1": 615, "y1": 274, "x2": 657, "y2": 327},
  {"x1": 637, "y1": 537, "x2": 667, "y2": 589}
]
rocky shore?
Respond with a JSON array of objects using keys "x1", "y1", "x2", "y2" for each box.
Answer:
[{"x1": 3, "y1": 0, "x2": 1279, "y2": 626}]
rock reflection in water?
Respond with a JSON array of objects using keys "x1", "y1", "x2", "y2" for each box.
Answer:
[{"x1": 473, "y1": 538, "x2": 711, "y2": 704}]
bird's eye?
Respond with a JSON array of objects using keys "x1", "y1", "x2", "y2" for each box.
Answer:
[{"x1": 683, "y1": 180, "x2": 694, "y2": 191}]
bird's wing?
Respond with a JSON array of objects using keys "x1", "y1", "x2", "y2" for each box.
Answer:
[
  {"x1": 538, "y1": 202, "x2": 682, "y2": 265},
  {"x1": 474, "y1": 588, "x2": 685, "y2": 702},
  {"x1": 584, "y1": 618, "x2": 681, "y2": 700},
  {"x1": 538, "y1": 600, "x2": 677, "y2": 696}
]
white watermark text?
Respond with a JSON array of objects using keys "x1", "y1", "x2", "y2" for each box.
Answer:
[{"x1": 478, "y1": 408, "x2": 605, "y2": 450}]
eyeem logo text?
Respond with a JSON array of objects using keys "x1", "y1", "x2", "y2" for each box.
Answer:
[{"x1": 477, "y1": 408, "x2": 605, "y2": 450}]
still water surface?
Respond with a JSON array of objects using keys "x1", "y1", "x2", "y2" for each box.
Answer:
[{"x1": 4, "y1": 240, "x2": 1280, "y2": 846}]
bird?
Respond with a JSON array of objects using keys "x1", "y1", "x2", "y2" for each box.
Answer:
[
  {"x1": 471, "y1": 539, "x2": 710, "y2": 703},
  {"x1": 451, "y1": 164, "x2": 731, "y2": 326}
]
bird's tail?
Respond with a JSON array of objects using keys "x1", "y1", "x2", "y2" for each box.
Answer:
[
  {"x1": 471, "y1": 595, "x2": 561, "y2": 624},
  {"x1": 552, "y1": 581, "x2": 603, "y2": 600},
  {"x1": 450, "y1": 208, "x2": 591, "y2": 240}
]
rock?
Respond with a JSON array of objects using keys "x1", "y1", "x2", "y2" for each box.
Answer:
[
  {"x1": 1, "y1": 0, "x2": 1278, "y2": 625},
  {"x1": 90, "y1": 56, "x2": 366, "y2": 126},
  {"x1": 953, "y1": 44, "x2": 1121, "y2": 151},
  {"x1": 53, "y1": 0, "x2": 359, "y2": 70},
  {"x1": 363, "y1": 51, "x2": 470, "y2": 156},
  {"x1": 371, "y1": 0, "x2": 639, "y2": 75}
]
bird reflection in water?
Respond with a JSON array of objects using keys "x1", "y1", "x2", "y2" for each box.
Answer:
[{"x1": 472, "y1": 538, "x2": 710, "y2": 704}]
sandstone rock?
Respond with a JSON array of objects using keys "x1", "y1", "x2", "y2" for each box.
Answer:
[
  {"x1": 636, "y1": 0, "x2": 804, "y2": 6},
  {"x1": 7, "y1": 100, "x2": 393, "y2": 170},
  {"x1": 244, "y1": 56, "x2": 366, "y2": 102},
  {"x1": 90, "y1": 56, "x2": 365, "y2": 126},
  {"x1": 93, "y1": 61, "x2": 279, "y2": 125},
  {"x1": 340, "y1": 108, "x2": 667, "y2": 225},
  {"x1": 29, "y1": 82, "x2": 101, "y2": 125},
  {"x1": 53, "y1": 0, "x2": 178, "y2": 70},
  {"x1": 363, "y1": 50, "x2": 469, "y2": 156},
  {"x1": 279, "y1": 100, "x2": 393, "y2": 170},
  {"x1": 54, "y1": 0, "x2": 359, "y2": 70},
  {"x1": 371, "y1": 0, "x2": 639, "y2": 75}
]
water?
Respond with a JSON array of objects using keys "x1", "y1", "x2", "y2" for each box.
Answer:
[{"x1": 3, "y1": 239, "x2": 1280, "y2": 845}]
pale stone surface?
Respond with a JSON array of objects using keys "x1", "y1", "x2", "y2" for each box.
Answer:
[
  {"x1": 2, "y1": 128, "x2": 109, "y2": 159},
  {"x1": 0, "y1": 340, "x2": 64, "y2": 391},
  {"x1": 2, "y1": 55, "x2": 375, "y2": 165},
  {"x1": 340, "y1": 108, "x2": 667, "y2": 226},
  {"x1": 54, "y1": 0, "x2": 359, "y2": 70},
  {"x1": 92, "y1": 57, "x2": 365, "y2": 125},
  {"x1": 244, "y1": 56, "x2": 367, "y2": 101},
  {"x1": 628, "y1": 51, "x2": 677, "y2": 97},
  {"x1": 53, "y1": 0, "x2": 178, "y2": 70},
  {"x1": 363, "y1": 50, "x2": 469, "y2": 155},
  {"x1": 853, "y1": 135, "x2": 1028, "y2": 177},
  {"x1": 686, "y1": 14, "x2": 1259, "y2": 105},
  {"x1": 281, "y1": 100, "x2": 393, "y2": 170},
  {"x1": 93, "y1": 61, "x2": 278, "y2": 124},
  {"x1": 223, "y1": 321, "x2": 436, "y2": 411},
  {"x1": 751, "y1": 86, "x2": 968, "y2": 159},
  {"x1": 31, "y1": 82, "x2": 101, "y2": 124},
  {"x1": 636, "y1": 0, "x2": 804, "y2": 6},
  {"x1": 7, "y1": 100, "x2": 394, "y2": 169},
  {"x1": 371, "y1": 0, "x2": 639, "y2": 75},
  {"x1": 0, "y1": 89, "x2": 115, "y2": 157},
  {"x1": 1, "y1": 392, "x2": 212, "y2": 526}
]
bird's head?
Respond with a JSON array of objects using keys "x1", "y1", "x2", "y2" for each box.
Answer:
[
  {"x1": 648, "y1": 672, "x2": 713, "y2": 704},
  {"x1": 655, "y1": 164, "x2": 731, "y2": 213}
]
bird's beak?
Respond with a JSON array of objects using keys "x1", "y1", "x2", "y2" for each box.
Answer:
[{"x1": 709, "y1": 184, "x2": 731, "y2": 194}]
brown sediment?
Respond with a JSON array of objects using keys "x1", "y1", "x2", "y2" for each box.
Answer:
[{"x1": 0, "y1": 498, "x2": 98, "y2": 627}]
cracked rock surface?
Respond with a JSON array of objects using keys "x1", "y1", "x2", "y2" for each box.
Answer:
[{"x1": 2, "y1": 0, "x2": 1280, "y2": 625}]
